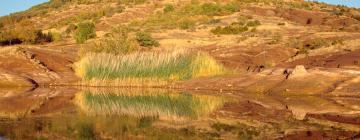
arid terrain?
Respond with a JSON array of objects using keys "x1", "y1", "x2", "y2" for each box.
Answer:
[{"x1": 0, "y1": 0, "x2": 359, "y2": 139}]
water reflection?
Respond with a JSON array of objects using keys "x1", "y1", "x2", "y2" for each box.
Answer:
[
  {"x1": 0, "y1": 88, "x2": 229, "y2": 140},
  {"x1": 0, "y1": 115, "x2": 221, "y2": 140},
  {"x1": 75, "y1": 88, "x2": 227, "y2": 120}
]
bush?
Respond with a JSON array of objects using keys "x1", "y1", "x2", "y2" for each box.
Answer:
[
  {"x1": 135, "y1": 32, "x2": 159, "y2": 48},
  {"x1": 163, "y1": 4, "x2": 174, "y2": 13},
  {"x1": 246, "y1": 20, "x2": 261, "y2": 27},
  {"x1": 211, "y1": 22, "x2": 249, "y2": 35},
  {"x1": 75, "y1": 21, "x2": 96, "y2": 44},
  {"x1": 81, "y1": 26, "x2": 138, "y2": 55}
]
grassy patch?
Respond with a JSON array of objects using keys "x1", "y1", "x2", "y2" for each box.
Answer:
[
  {"x1": 75, "y1": 89, "x2": 227, "y2": 120},
  {"x1": 75, "y1": 49, "x2": 228, "y2": 86}
]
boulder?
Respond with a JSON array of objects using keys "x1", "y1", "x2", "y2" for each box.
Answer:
[{"x1": 288, "y1": 65, "x2": 308, "y2": 78}]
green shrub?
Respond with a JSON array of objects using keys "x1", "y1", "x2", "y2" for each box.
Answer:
[
  {"x1": 81, "y1": 26, "x2": 138, "y2": 55},
  {"x1": 75, "y1": 21, "x2": 96, "y2": 44},
  {"x1": 135, "y1": 32, "x2": 159, "y2": 48},
  {"x1": 197, "y1": 2, "x2": 239, "y2": 16},
  {"x1": 246, "y1": 20, "x2": 261, "y2": 27},
  {"x1": 211, "y1": 23, "x2": 249, "y2": 35},
  {"x1": 163, "y1": 4, "x2": 175, "y2": 13}
]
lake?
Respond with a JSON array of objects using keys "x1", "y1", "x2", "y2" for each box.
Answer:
[{"x1": 0, "y1": 87, "x2": 358, "y2": 139}]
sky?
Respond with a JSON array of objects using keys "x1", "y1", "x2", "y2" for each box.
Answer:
[
  {"x1": 0, "y1": 0, "x2": 49, "y2": 17},
  {"x1": 0, "y1": 0, "x2": 359, "y2": 17},
  {"x1": 311, "y1": 0, "x2": 360, "y2": 8}
]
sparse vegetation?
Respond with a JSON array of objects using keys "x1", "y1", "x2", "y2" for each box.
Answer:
[
  {"x1": 74, "y1": 21, "x2": 96, "y2": 44},
  {"x1": 211, "y1": 15, "x2": 261, "y2": 35},
  {"x1": 134, "y1": 2, "x2": 240, "y2": 30}
]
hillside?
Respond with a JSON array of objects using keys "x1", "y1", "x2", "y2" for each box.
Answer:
[{"x1": 0, "y1": 0, "x2": 360, "y2": 139}]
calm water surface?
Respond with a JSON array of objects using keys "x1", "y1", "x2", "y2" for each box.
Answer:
[{"x1": 0, "y1": 88, "x2": 232, "y2": 140}]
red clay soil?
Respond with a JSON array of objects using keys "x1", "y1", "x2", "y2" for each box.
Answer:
[
  {"x1": 282, "y1": 130, "x2": 360, "y2": 140},
  {"x1": 200, "y1": 45, "x2": 294, "y2": 70},
  {"x1": 246, "y1": 6, "x2": 360, "y2": 31},
  {"x1": 279, "y1": 49, "x2": 360, "y2": 69},
  {"x1": 306, "y1": 113, "x2": 360, "y2": 125},
  {"x1": 26, "y1": 45, "x2": 81, "y2": 85}
]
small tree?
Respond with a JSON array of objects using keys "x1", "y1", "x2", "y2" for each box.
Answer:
[{"x1": 74, "y1": 21, "x2": 96, "y2": 44}]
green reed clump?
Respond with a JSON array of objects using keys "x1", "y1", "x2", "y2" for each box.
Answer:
[
  {"x1": 75, "y1": 89, "x2": 227, "y2": 120},
  {"x1": 75, "y1": 49, "x2": 228, "y2": 86}
]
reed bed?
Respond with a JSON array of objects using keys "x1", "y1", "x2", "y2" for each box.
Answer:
[
  {"x1": 75, "y1": 88, "x2": 227, "y2": 120},
  {"x1": 75, "y1": 49, "x2": 228, "y2": 87}
]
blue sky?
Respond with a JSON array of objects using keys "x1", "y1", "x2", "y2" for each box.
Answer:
[
  {"x1": 0, "y1": 0, "x2": 359, "y2": 17},
  {"x1": 311, "y1": 0, "x2": 360, "y2": 8},
  {"x1": 0, "y1": 0, "x2": 49, "y2": 17}
]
